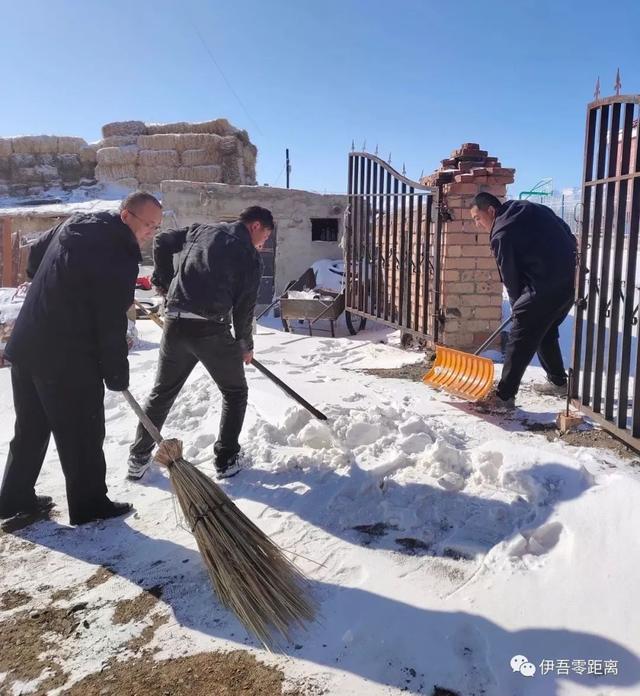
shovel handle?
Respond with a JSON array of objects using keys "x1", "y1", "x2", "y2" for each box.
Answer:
[
  {"x1": 122, "y1": 389, "x2": 163, "y2": 445},
  {"x1": 474, "y1": 315, "x2": 513, "y2": 355},
  {"x1": 134, "y1": 299, "x2": 165, "y2": 329}
]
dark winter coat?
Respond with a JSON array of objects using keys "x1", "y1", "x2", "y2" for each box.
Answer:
[
  {"x1": 6, "y1": 212, "x2": 141, "y2": 390},
  {"x1": 151, "y1": 221, "x2": 262, "y2": 352},
  {"x1": 490, "y1": 200, "x2": 577, "y2": 305}
]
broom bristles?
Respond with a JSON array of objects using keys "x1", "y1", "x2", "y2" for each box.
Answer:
[{"x1": 162, "y1": 456, "x2": 317, "y2": 647}]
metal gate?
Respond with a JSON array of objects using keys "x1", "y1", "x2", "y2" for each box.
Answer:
[
  {"x1": 345, "y1": 152, "x2": 442, "y2": 341},
  {"x1": 572, "y1": 95, "x2": 640, "y2": 447}
]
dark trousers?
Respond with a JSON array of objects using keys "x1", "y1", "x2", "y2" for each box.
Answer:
[
  {"x1": 497, "y1": 290, "x2": 574, "y2": 400},
  {"x1": 130, "y1": 318, "x2": 248, "y2": 464},
  {"x1": 0, "y1": 363, "x2": 109, "y2": 520}
]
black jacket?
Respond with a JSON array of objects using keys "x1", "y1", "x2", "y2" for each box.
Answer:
[
  {"x1": 6, "y1": 212, "x2": 141, "y2": 389},
  {"x1": 490, "y1": 200, "x2": 577, "y2": 304},
  {"x1": 152, "y1": 221, "x2": 262, "y2": 352}
]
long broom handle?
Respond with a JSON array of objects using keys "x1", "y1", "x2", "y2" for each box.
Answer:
[
  {"x1": 474, "y1": 315, "x2": 513, "y2": 355},
  {"x1": 250, "y1": 359, "x2": 328, "y2": 421},
  {"x1": 134, "y1": 299, "x2": 165, "y2": 329},
  {"x1": 122, "y1": 389, "x2": 163, "y2": 445}
]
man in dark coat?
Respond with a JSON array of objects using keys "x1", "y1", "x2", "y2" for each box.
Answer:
[
  {"x1": 127, "y1": 205, "x2": 273, "y2": 481},
  {"x1": 470, "y1": 193, "x2": 577, "y2": 410},
  {"x1": 0, "y1": 191, "x2": 162, "y2": 525}
]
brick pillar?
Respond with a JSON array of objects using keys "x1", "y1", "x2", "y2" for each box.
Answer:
[{"x1": 421, "y1": 144, "x2": 515, "y2": 351}]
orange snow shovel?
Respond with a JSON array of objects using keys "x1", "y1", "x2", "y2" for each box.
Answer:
[{"x1": 423, "y1": 316, "x2": 513, "y2": 402}]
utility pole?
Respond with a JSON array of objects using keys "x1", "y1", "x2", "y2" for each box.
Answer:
[{"x1": 286, "y1": 148, "x2": 291, "y2": 189}]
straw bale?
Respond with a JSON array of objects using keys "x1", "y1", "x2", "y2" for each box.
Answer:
[
  {"x1": 57, "y1": 136, "x2": 87, "y2": 154},
  {"x1": 35, "y1": 164, "x2": 59, "y2": 182},
  {"x1": 138, "y1": 149, "x2": 179, "y2": 167},
  {"x1": 0, "y1": 158, "x2": 8, "y2": 179},
  {"x1": 176, "y1": 133, "x2": 222, "y2": 153},
  {"x1": 115, "y1": 177, "x2": 139, "y2": 189},
  {"x1": 137, "y1": 165, "x2": 177, "y2": 184},
  {"x1": 0, "y1": 139, "x2": 12, "y2": 157},
  {"x1": 11, "y1": 135, "x2": 59, "y2": 155},
  {"x1": 96, "y1": 146, "x2": 139, "y2": 165},
  {"x1": 0, "y1": 183, "x2": 9, "y2": 196},
  {"x1": 57, "y1": 154, "x2": 83, "y2": 181},
  {"x1": 102, "y1": 120, "x2": 147, "y2": 138},
  {"x1": 95, "y1": 163, "x2": 137, "y2": 181},
  {"x1": 146, "y1": 121, "x2": 192, "y2": 135},
  {"x1": 137, "y1": 134, "x2": 182, "y2": 150},
  {"x1": 220, "y1": 135, "x2": 241, "y2": 155},
  {"x1": 79, "y1": 145, "x2": 98, "y2": 164},
  {"x1": 12, "y1": 167, "x2": 42, "y2": 184},
  {"x1": 243, "y1": 149, "x2": 257, "y2": 184},
  {"x1": 177, "y1": 165, "x2": 221, "y2": 183},
  {"x1": 100, "y1": 135, "x2": 139, "y2": 148},
  {"x1": 189, "y1": 118, "x2": 236, "y2": 135},
  {"x1": 180, "y1": 148, "x2": 212, "y2": 167},
  {"x1": 221, "y1": 157, "x2": 242, "y2": 184}
]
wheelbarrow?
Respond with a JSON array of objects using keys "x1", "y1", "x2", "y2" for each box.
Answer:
[
  {"x1": 422, "y1": 316, "x2": 513, "y2": 401},
  {"x1": 277, "y1": 267, "x2": 366, "y2": 337}
]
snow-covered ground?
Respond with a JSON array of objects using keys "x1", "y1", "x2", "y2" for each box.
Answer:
[{"x1": 1, "y1": 316, "x2": 640, "y2": 695}]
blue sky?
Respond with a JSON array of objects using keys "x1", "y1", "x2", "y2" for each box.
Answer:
[{"x1": 1, "y1": 0, "x2": 639, "y2": 196}]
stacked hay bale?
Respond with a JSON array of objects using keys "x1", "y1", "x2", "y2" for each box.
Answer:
[
  {"x1": 93, "y1": 119, "x2": 257, "y2": 191},
  {"x1": 0, "y1": 135, "x2": 97, "y2": 198}
]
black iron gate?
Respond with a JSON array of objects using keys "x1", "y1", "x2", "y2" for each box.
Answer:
[
  {"x1": 572, "y1": 95, "x2": 640, "y2": 447},
  {"x1": 346, "y1": 152, "x2": 442, "y2": 341}
]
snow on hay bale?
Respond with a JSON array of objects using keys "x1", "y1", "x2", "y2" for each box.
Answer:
[
  {"x1": 0, "y1": 139, "x2": 12, "y2": 157},
  {"x1": 11, "y1": 135, "x2": 59, "y2": 155},
  {"x1": 137, "y1": 165, "x2": 177, "y2": 185},
  {"x1": 96, "y1": 146, "x2": 139, "y2": 165},
  {"x1": 138, "y1": 149, "x2": 179, "y2": 168},
  {"x1": 95, "y1": 163, "x2": 137, "y2": 181},
  {"x1": 102, "y1": 120, "x2": 147, "y2": 138},
  {"x1": 180, "y1": 148, "x2": 212, "y2": 167},
  {"x1": 146, "y1": 119, "x2": 237, "y2": 136},
  {"x1": 57, "y1": 137, "x2": 87, "y2": 155},
  {"x1": 114, "y1": 177, "x2": 139, "y2": 189},
  {"x1": 146, "y1": 121, "x2": 192, "y2": 135},
  {"x1": 176, "y1": 165, "x2": 221, "y2": 183}
]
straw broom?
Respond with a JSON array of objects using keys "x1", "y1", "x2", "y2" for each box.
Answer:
[{"x1": 122, "y1": 389, "x2": 317, "y2": 648}]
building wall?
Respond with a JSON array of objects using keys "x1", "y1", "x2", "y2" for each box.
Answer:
[{"x1": 161, "y1": 181, "x2": 346, "y2": 302}]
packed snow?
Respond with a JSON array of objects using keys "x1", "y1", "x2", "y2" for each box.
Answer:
[{"x1": 1, "y1": 315, "x2": 639, "y2": 696}]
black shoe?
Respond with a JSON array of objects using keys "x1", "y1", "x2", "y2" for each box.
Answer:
[
  {"x1": 70, "y1": 500, "x2": 133, "y2": 526},
  {"x1": 214, "y1": 454, "x2": 242, "y2": 480},
  {"x1": 0, "y1": 494, "x2": 55, "y2": 519}
]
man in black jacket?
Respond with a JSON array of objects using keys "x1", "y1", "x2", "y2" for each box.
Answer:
[
  {"x1": 0, "y1": 191, "x2": 162, "y2": 525},
  {"x1": 470, "y1": 193, "x2": 577, "y2": 411},
  {"x1": 127, "y1": 206, "x2": 273, "y2": 480}
]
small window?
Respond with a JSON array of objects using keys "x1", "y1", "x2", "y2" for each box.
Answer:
[{"x1": 311, "y1": 218, "x2": 339, "y2": 242}]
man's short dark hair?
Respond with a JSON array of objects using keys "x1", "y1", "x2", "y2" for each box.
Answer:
[
  {"x1": 120, "y1": 191, "x2": 162, "y2": 214},
  {"x1": 471, "y1": 192, "x2": 502, "y2": 211},
  {"x1": 239, "y1": 206, "x2": 274, "y2": 230}
]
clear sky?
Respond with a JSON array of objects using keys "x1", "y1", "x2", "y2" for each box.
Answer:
[{"x1": 1, "y1": 0, "x2": 639, "y2": 196}]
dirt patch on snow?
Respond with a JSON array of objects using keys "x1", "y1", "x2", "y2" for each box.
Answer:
[
  {"x1": 0, "y1": 588, "x2": 32, "y2": 610},
  {"x1": 112, "y1": 584, "x2": 163, "y2": 624},
  {"x1": 125, "y1": 612, "x2": 169, "y2": 654},
  {"x1": 85, "y1": 565, "x2": 116, "y2": 589},
  {"x1": 63, "y1": 650, "x2": 301, "y2": 696},
  {"x1": 362, "y1": 359, "x2": 431, "y2": 382}
]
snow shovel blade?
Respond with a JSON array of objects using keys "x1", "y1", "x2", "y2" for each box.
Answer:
[{"x1": 422, "y1": 346, "x2": 494, "y2": 402}]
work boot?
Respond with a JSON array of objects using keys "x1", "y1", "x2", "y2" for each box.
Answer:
[
  {"x1": 476, "y1": 390, "x2": 516, "y2": 413},
  {"x1": 127, "y1": 453, "x2": 152, "y2": 481},
  {"x1": 532, "y1": 378, "x2": 567, "y2": 397},
  {"x1": 70, "y1": 499, "x2": 133, "y2": 526},
  {"x1": 0, "y1": 494, "x2": 55, "y2": 519},
  {"x1": 214, "y1": 453, "x2": 243, "y2": 480}
]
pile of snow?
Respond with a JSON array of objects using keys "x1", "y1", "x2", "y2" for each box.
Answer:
[{"x1": 0, "y1": 318, "x2": 639, "y2": 696}]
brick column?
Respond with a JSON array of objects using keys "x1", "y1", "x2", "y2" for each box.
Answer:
[{"x1": 421, "y1": 143, "x2": 515, "y2": 351}]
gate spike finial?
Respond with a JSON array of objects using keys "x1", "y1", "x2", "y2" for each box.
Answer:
[
  {"x1": 594, "y1": 76, "x2": 600, "y2": 101},
  {"x1": 362, "y1": 139, "x2": 367, "y2": 152},
  {"x1": 374, "y1": 144, "x2": 379, "y2": 156},
  {"x1": 420, "y1": 169, "x2": 424, "y2": 180},
  {"x1": 351, "y1": 139, "x2": 355, "y2": 152},
  {"x1": 402, "y1": 162, "x2": 406, "y2": 176},
  {"x1": 388, "y1": 152, "x2": 392, "y2": 164},
  {"x1": 614, "y1": 68, "x2": 622, "y2": 96}
]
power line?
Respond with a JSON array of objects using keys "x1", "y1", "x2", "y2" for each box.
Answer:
[{"x1": 185, "y1": 11, "x2": 263, "y2": 136}]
